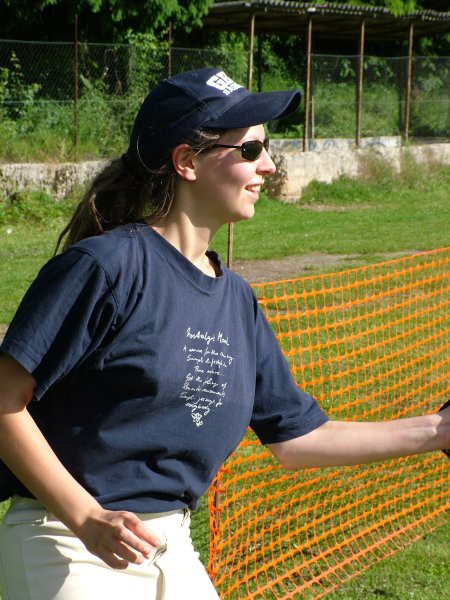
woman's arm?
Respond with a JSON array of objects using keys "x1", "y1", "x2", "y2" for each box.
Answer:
[
  {"x1": 0, "y1": 353, "x2": 162, "y2": 569},
  {"x1": 267, "y1": 408, "x2": 450, "y2": 469}
]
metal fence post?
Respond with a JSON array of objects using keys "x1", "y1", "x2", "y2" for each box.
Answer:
[
  {"x1": 404, "y1": 22, "x2": 414, "y2": 144},
  {"x1": 356, "y1": 18, "x2": 365, "y2": 148},
  {"x1": 226, "y1": 13, "x2": 256, "y2": 271},
  {"x1": 303, "y1": 16, "x2": 313, "y2": 152},
  {"x1": 168, "y1": 21, "x2": 173, "y2": 78},
  {"x1": 74, "y1": 14, "x2": 79, "y2": 160},
  {"x1": 257, "y1": 32, "x2": 263, "y2": 92}
]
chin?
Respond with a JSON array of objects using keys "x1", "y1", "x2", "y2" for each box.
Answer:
[
  {"x1": 230, "y1": 209, "x2": 255, "y2": 223},
  {"x1": 239, "y1": 203, "x2": 257, "y2": 221}
]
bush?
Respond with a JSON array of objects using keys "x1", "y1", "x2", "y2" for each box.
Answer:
[{"x1": 0, "y1": 190, "x2": 76, "y2": 225}]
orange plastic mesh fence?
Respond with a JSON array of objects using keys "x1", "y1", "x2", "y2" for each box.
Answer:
[{"x1": 207, "y1": 248, "x2": 449, "y2": 599}]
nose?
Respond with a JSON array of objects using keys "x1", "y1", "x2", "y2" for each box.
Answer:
[{"x1": 257, "y1": 148, "x2": 277, "y2": 175}]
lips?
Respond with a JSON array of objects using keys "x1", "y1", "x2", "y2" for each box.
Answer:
[{"x1": 245, "y1": 181, "x2": 263, "y2": 193}]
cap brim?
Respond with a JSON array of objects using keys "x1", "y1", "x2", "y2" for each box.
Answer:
[{"x1": 204, "y1": 89, "x2": 301, "y2": 129}]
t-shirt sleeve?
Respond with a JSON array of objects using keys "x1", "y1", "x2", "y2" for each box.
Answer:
[
  {"x1": 250, "y1": 295, "x2": 328, "y2": 445},
  {"x1": 0, "y1": 248, "x2": 118, "y2": 400}
]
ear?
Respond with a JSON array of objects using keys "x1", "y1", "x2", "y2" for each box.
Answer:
[{"x1": 171, "y1": 144, "x2": 197, "y2": 181}]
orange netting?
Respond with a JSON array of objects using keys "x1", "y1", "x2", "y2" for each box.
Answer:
[{"x1": 207, "y1": 248, "x2": 450, "y2": 599}]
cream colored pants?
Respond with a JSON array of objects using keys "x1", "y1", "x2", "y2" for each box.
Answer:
[{"x1": 0, "y1": 497, "x2": 219, "y2": 600}]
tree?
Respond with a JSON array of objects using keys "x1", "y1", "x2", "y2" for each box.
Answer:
[{"x1": 0, "y1": 0, "x2": 214, "y2": 42}]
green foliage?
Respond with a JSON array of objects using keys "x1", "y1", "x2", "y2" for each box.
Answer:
[
  {"x1": 0, "y1": 101, "x2": 74, "y2": 162},
  {"x1": 0, "y1": 191, "x2": 76, "y2": 226},
  {"x1": 77, "y1": 77, "x2": 132, "y2": 157},
  {"x1": 126, "y1": 31, "x2": 168, "y2": 95},
  {"x1": 0, "y1": 52, "x2": 41, "y2": 120},
  {"x1": 0, "y1": 0, "x2": 215, "y2": 42},
  {"x1": 204, "y1": 31, "x2": 249, "y2": 82}
]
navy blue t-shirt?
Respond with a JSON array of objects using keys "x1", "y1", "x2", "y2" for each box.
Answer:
[{"x1": 0, "y1": 223, "x2": 328, "y2": 511}]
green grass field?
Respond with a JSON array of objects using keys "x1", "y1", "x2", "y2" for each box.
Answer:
[
  {"x1": 0, "y1": 159, "x2": 449, "y2": 597},
  {"x1": 324, "y1": 521, "x2": 450, "y2": 600}
]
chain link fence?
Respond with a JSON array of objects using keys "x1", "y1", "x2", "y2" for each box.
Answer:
[
  {"x1": 0, "y1": 39, "x2": 448, "y2": 162},
  {"x1": 0, "y1": 40, "x2": 249, "y2": 161},
  {"x1": 308, "y1": 54, "x2": 450, "y2": 140},
  {"x1": 311, "y1": 55, "x2": 408, "y2": 139}
]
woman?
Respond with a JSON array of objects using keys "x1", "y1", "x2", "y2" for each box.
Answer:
[{"x1": 0, "y1": 67, "x2": 448, "y2": 600}]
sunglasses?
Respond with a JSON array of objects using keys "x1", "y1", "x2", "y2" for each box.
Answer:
[{"x1": 211, "y1": 138, "x2": 270, "y2": 161}]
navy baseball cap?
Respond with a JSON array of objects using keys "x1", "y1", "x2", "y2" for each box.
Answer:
[{"x1": 125, "y1": 67, "x2": 301, "y2": 171}]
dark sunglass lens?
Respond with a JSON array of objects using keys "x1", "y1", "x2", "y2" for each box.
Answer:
[
  {"x1": 264, "y1": 138, "x2": 270, "y2": 152},
  {"x1": 241, "y1": 141, "x2": 263, "y2": 161}
]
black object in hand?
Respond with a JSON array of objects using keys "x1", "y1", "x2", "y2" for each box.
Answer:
[{"x1": 438, "y1": 400, "x2": 450, "y2": 458}]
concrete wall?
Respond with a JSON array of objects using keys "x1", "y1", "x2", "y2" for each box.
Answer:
[
  {"x1": 0, "y1": 160, "x2": 106, "y2": 201},
  {"x1": 1, "y1": 140, "x2": 449, "y2": 202},
  {"x1": 267, "y1": 139, "x2": 450, "y2": 201}
]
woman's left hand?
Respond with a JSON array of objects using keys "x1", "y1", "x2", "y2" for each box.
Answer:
[{"x1": 437, "y1": 402, "x2": 450, "y2": 457}]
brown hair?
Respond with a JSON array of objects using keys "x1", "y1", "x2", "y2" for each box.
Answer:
[{"x1": 55, "y1": 129, "x2": 222, "y2": 253}]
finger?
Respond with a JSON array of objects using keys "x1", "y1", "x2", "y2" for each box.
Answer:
[
  {"x1": 111, "y1": 539, "x2": 146, "y2": 565},
  {"x1": 97, "y1": 548, "x2": 130, "y2": 570},
  {"x1": 123, "y1": 515, "x2": 163, "y2": 548},
  {"x1": 113, "y1": 522, "x2": 161, "y2": 559}
]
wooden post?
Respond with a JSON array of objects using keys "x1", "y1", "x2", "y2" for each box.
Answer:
[
  {"x1": 227, "y1": 13, "x2": 255, "y2": 270},
  {"x1": 356, "y1": 18, "x2": 365, "y2": 147},
  {"x1": 168, "y1": 21, "x2": 173, "y2": 78},
  {"x1": 448, "y1": 69, "x2": 450, "y2": 139},
  {"x1": 303, "y1": 16, "x2": 312, "y2": 152},
  {"x1": 227, "y1": 222, "x2": 234, "y2": 270},
  {"x1": 74, "y1": 14, "x2": 79, "y2": 160},
  {"x1": 404, "y1": 22, "x2": 414, "y2": 144},
  {"x1": 247, "y1": 13, "x2": 255, "y2": 91},
  {"x1": 257, "y1": 32, "x2": 263, "y2": 92}
]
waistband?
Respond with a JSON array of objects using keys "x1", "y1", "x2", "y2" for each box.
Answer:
[{"x1": 4, "y1": 496, "x2": 189, "y2": 527}]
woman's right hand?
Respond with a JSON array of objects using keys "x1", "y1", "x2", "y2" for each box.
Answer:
[
  {"x1": 75, "y1": 507, "x2": 164, "y2": 569},
  {"x1": 0, "y1": 354, "x2": 163, "y2": 570}
]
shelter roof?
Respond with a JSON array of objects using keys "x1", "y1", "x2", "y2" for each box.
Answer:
[{"x1": 204, "y1": 1, "x2": 450, "y2": 40}]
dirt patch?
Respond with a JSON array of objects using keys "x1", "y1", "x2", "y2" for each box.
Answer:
[{"x1": 232, "y1": 250, "x2": 418, "y2": 284}]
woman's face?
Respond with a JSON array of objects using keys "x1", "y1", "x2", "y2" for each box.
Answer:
[{"x1": 190, "y1": 124, "x2": 276, "y2": 226}]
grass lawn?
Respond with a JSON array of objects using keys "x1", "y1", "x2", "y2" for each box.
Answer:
[
  {"x1": 0, "y1": 159, "x2": 449, "y2": 598},
  {"x1": 324, "y1": 521, "x2": 450, "y2": 600}
]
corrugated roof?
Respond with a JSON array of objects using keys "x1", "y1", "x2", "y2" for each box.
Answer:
[
  {"x1": 211, "y1": 1, "x2": 389, "y2": 16},
  {"x1": 204, "y1": 1, "x2": 450, "y2": 40}
]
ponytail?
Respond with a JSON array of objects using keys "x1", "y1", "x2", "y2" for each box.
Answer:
[{"x1": 55, "y1": 129, "x2": 222, "y2": 254}]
